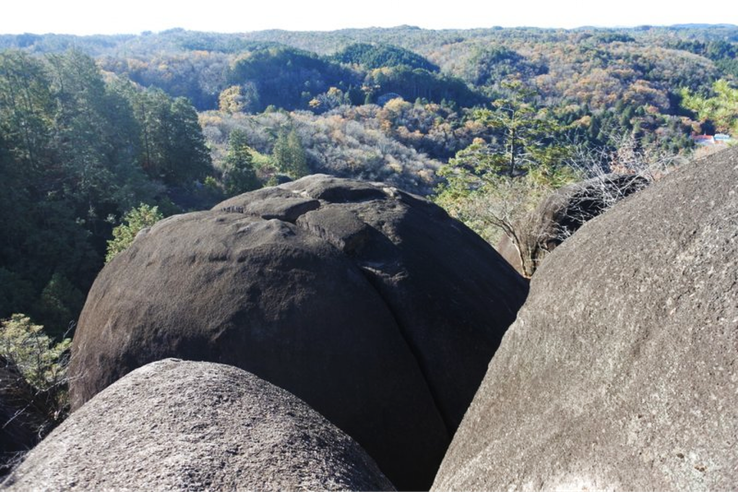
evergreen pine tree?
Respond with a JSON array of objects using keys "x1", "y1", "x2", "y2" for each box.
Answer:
[
  {"x1": 273, "y1": 129, "x2": 309, "y2": 178},
  {"x1": 223, "y1": 129, "x2": 259, "y2": 195}
]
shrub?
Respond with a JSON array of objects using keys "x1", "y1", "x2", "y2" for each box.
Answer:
[
  {"x1": 105, "y1": 204, "x2": 164, "y2": 263},
  {"x1": 0, "y1": 314, "x2": 71, "y2": 398},
  {"x1": 0, "y1": 313, "x2": 72, "y2": 453}
]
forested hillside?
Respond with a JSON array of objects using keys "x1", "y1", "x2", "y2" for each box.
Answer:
[
  {"x1": 0, "y1": 50, "x2": 215, "y2": 339},
  {"x1": 0, "y1": 25, "x2": 736, "y2": 425}
]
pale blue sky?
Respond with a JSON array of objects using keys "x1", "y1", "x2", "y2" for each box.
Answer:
[{"x1": 3, "y1": 0, "x2": 736, "y2": 35}]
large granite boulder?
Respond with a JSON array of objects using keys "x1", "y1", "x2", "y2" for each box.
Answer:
[
  {"x1": 433, "y1": 148, "x2": 738, "y2": 490},
  {"x1": 498, "y1": 173, "x2": 648, "y2": 277},
  {"x1": 68, "y1": 175, "x2": 528, "y2": 490},
  {"x1": 3, "y1": 359, "x2": 395, "y2": 491}
]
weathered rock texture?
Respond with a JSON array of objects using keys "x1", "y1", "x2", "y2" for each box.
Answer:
[
  {"x1": 433, "y1": 148, "x2": 738, "y2": 491},
  {"x1": 498, "y1": 173, "x2": 648, "y2": 277},
  {"x1": 68, "y1": 175, "x2": 528, "y2": 490},
  {"x1": 3, "y1": 359, "x2": 395, "y2": 491}
]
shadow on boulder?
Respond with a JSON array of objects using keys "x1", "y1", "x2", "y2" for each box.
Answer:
[{"x1": 68, "y1": 175, "x2": 529, "y2": 490}]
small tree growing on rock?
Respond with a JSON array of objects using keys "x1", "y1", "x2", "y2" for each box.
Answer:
[
  {"x1": 105, "y1": 204, "x2": 163, "y2": 263},
  {"x1": 436, "y1": 129, "x2": 681, "y2": 277},
  {"x1": 0, "y1": 313, "x2": 72, "y2": 473}
]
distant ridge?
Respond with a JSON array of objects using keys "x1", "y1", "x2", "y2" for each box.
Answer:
[{"x1": 671, "y1": 23, "x2": 738, "y2": 28}]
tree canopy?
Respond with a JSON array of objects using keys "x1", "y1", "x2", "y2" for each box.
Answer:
[{"x1": 0, "y1": 50, "x2": 216, "y2": 337}]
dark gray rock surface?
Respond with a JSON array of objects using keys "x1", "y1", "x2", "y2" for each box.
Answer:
[
  {"x1": 3, "y1": 359, "x2": 395, "y2": 491},
  {"x1": 433, "y1": 148, "x2": 738, "y2": 491},
  {"x1": 498, "y1": 173, "x2": 648, "y2": 277},
  {"x1": 68, "y1": 175, "x2": 528, "y2": 490}
]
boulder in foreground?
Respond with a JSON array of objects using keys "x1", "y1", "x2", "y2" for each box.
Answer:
[
  {"x1": 4, "y1": 359, "x2": 395, "y2": 491},
  {"x1": 434, "y1": 148, "x2": 738, "y2": 491}
]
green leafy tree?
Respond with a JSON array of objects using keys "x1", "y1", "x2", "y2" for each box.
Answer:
[
  {"x1": 474, "y1": 83, "x2": 571, "y2": 177},
  {"x1": 0, "y1": 313, "x2": 71, "y2": 427},
  {"x1": 680, "y1": 79, "x2": 738, "y2": 135},
  {"x1": 47, "y1": 51, "x2": 148, "y2": 219},
  {"x1": 436, "y1": 154, "x2": 578, "y2": 276},
  {"x1": 105, "y1": 204, "x2": 164, "y2": 263},
  {"x1": 0, "y1": 51, "x2": 149, "y2": 338},
  {"x1": 168, "y1": 97, "x2": 213, "y2": 183},
  {"x1": 436, "y1": 167, "x2": 553, "y2": 251},
  {"x1": 0, "y1": 314, "x2": 70, "y2": 391},
  {"x1": 0, "y1": 51, "x2": 54, "y2": 171},
  {"x1": 435, "y1": 84, "x2": 576, "y2": 267},
  {"x1": 0, "y1": 49, "x2": 219, "y2": 340},
  {"x1": 273, "y1": 129, "x2": 309, "y2": 178},
  {"x1": 436, "y1": 136, "x2": 573, "y2": 244},
  {"x1": 124, "y1": 86, "x2": 213, "y2": 186},
  {"x1": 223, "y1": 129, "x2": 260, "y2": 195}
]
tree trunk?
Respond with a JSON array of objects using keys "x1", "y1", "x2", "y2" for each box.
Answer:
[{"x1": 509, "y1": 126, "x2": 516, "y2": 177}]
